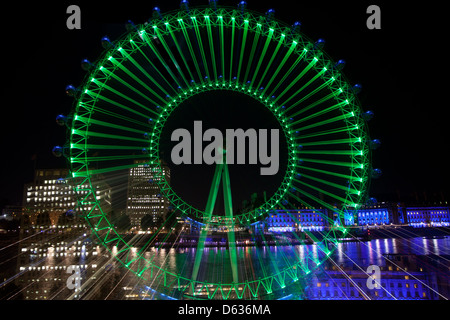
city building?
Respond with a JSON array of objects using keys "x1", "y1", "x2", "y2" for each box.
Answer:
[
  {"x1": 404, "y1": 206, "x2": 450, "y2": 227},
  {"x1": 126, "y1": 160, "x2": 171, "y2": 229},
  {"x1": 261, "y1": 203, "x2": 450, "y2": 230},
  {"x1": 305, "y1": 256, "x2": 438, "y2": 300},
  {"x1": 266, "y1": 208, "x2": 328, "y2": 232},
  {"x1": 22, "y1": 168, "x2": 112, "y2": 225},
  {"x1": 14, "y1": 168, "x2": 113, "y2": 299}
]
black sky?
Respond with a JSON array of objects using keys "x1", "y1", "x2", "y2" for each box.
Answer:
[{"x1": 1, "y1": 0, "x2": 449, "y2": 210}]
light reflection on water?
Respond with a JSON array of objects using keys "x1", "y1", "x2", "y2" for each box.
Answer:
[
  {"x1": 145, "y1": 237, "x2": 450, "y2": 271},
  {"x1": 60, "y1": 236, "x2": 449, "y2": 300},
  {"x1": 137, "y1": 236, "x2": 450, "y2": 300}
]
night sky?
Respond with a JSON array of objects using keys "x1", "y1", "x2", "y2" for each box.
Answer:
[{"x1": 1, "y1": 0, "x2": 448, "y2": 211}]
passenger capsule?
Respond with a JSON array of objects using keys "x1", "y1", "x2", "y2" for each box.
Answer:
[
  {"x1": 370, "y1": 139, "x2": 381, "y2": 150},
  {"x1": 65, "y1": 85, "x2": 77, "y2": 97},
  {"x1": 362, "y1": 110, "x2": 374, "y2": 121},
  {"x1": 125, "y1": 20, "x2": 137, "y2": 32},
  {"x1": 291, "y1": 21, "x2": 302, "y2": 33},
  {"x1": 237, "y1": 1, "x2": 247, "y2": 12},
  {"x1": 314, "y1": 38, "x2": 325, "y2": 50},
  {"x1": 52, "y1": 146, "x2": 63, "y2": 157},
  {"x1": 56, "y1": 114, "x2": 67, "y2": 126},
  {"x1": 81, "y1": 59, "x2": 94, "y2": 71},
  {"x1": 101, "y1": 36, "x2": 113, "y2": 49},
  {"x1": 152, "y1": 7, "x2": 163, "y2": 20},
  {"x1": 334, "y1": 59, "x2": 346, "y2": 71},
  {"x1": 180, "y1": 0, "x2": 189, "y2": 11},
  {"x1": 266, "y1": 9, "x2": 275, "y2": 20},
  {"x1": 352, "y1": 83, "x2": 362, "y2": 95},
  {"x1": 371, "y1": 168, "x2": 382, "y2": 179}
]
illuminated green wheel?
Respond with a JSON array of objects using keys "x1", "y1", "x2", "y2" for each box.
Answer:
[{"x1": 64, "y1": 2, "x2": 372, "y2": 299}]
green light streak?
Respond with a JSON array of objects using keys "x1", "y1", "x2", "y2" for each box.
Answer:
[
  {"x1": 295, "y1": 126, "x2": 352, "y2": 141},
  {"x1": 293, "y1": 177, "x2": 349, "y2": 204},
  {"x1": 205, "y1": 16, "x2": 218, "y2": 81},
  {"x1": 289, "y1": 91, "x2": 345, "y2": 121},
  {"x1": 250, "y1": 28, "x2": 274, "y2": 86},
  {"x1": 192, "y1": 16, "x2": 211, "y2": 80},
  {"x1": 260, "y1": 40, "x2": 297, "y2": 97},
  {"x1": 72, "y1": 153, "x2": 149, "y2": 164},
  {"x1": 299, "y1": 172, "x2": 358, "y2": 194},
  {"x1": 178, "y1": 19, "x2": 203, "y2": 81},
  {"x1": 255, "y1": 36, "x2": 283, "y2": 92},
  {"x1": 191, "y1": 158, "x2": 223, "y2": 282},
  {"x1": 296, "y1": 157, "x2": 354, "y2": 168},
  {"x1": 298, "y1": 150, "x2": 362, "y2": 156},
  {"x1": 141, "y1": 29, "x2": 183, "y2": 89},
  {"x1": 236, "y1": 19, "x2": 249, "y2": 83},
  {"x1": 298, "y1": 164, "x2": 361, "y2": 182},
  {"x1": 296, "y1": 137, "x2": 360, "y2": 147},
  {"x1": 154, "y1": 27, "x2": 190, "y2": 87},
  {"x1": 132, "y1": 39, "x2": 180, "y2": 95},
  {"x1": 72, "y1": 162, "x2": 142, "y2": 177},
  {"x1": 219, "y1": 15, "x2": 226, "y2": 80},
  {"x1": 243, "y1": 23, "x2": 261, "y2": 84},
  {"x1": 162, "y1": 27, "x2": 196, "y2": 82},
  {"x1": 222, "y1": 159, "x2": 238, "y2": 284},
  {"x1": 275, "y1": 56, "x2": 319, "y2": 106},
  {"x1": 77, "y1": 110, "x2": 148, "y2": 134},
  {"x1": 286, "y1": 189, "x2": 343, "y2": 225},
  {"x1": 229, "y1": 17, "x2": 236, "y2": 80},
  {"x1": 81, "y1": 130, "x2": 149, "y2": 143},
  {"x1": 92, "y1": 80, "x2": 152, "y2": 115},
  {"x1": 115, "y1": 48, "x2": 171, "y2": 103},
  {"x1": 88, "y1": 92, "x2": 150, "y2": 120},
  {"x1": 95, "y1": 69, "x2": 162, "y2": 110},
  {"x1": 255, "y1": 228, "x2": 283, "y2": 291},
  {"x1": 292, "y1": 112, "x2": 352, "y2": 133},
  {"x1": 266, "y1": 48, "x2": 306, "y2": 99},
  {"x1": 74, "y1": 115, "x2": 147, "y2": 135}
]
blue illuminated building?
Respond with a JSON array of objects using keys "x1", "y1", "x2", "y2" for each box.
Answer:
[
  {"x1": 405, "y1": 207, "x2": 450, "y2": 227},
  {"x1": 183, "y1": 203, "x2": 449, "y2": 232},
  {"x1": 266, "y1": 209, "x2": 327, "y2": 232},
  {"x1": 305, "y1": 259, "x2": 436, "y2": 300},
  {"x1": 264, "y1": 203, "x2": 450, "y2": 230},
  {"x1": 356, "y1": 208, "x2": 390, "y2": 226}
]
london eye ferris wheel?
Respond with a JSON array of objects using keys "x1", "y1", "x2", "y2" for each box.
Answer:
[{"x1": 55, "y1": 0, "x2": 379, "y2": 299}]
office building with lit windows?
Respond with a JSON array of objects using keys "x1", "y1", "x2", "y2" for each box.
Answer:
[
  {"x1": 126, "y1": 160, "x2": 171, "y2": 228},
  {"x1": 23, "y1": 168, "x2": 112, "y2": 225}
]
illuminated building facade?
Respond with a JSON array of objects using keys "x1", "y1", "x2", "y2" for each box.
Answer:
[
  {"x1": 23, "y1": 168, "x2": 112, "y2": 225},
  {"x1": 354, "y1": 203, "x2": 400, "y2": 226},
  {"x1": 405, "y1": 206, "x2": 450, "y2": 227},
  {"x1": 23, "y1": 169, "x2": 73, "y2": 225},
  {"x1": 126, "y1": 161, "x2": 171, "y2": 228},
  {"x1": 306, "y1": 264, "x2": 435, "y2": 300},
  {"x1": 266, "y1": 208, "x2": 328, "y2": 232},
  {"x1": 262, "y1": 203, "x2": 450, "y2": 230},
  {"x1": 16, "y1": 168, "x2": 112, "y2": 299}
]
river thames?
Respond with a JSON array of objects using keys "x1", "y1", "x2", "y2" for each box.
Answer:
[{"x1": 63, "y1": 233, "x2": 449, "y2": 300}]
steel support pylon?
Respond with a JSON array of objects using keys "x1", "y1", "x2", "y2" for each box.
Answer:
[{"x1": 191, "y1": 148, "x2": 239, "y2": 285}]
